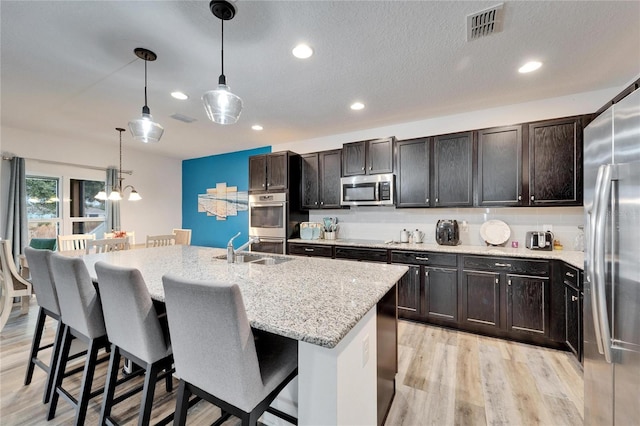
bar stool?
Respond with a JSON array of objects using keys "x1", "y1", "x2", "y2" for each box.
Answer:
[
  {"x1": 162, "y1": 274, "x2": 298, "y2": 426},
  {"x1": 47, "y1": 253, "x2": 109, "y2": 425},
  {"x1": 94, "y1": 262, "x2": 174, "y2": 426},
  {"x1": 23, "y1": 247, "x2": 63, "y2": 404}
]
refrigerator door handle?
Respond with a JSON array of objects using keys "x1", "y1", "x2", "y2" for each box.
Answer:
[
  {"x1": 593, "y1": 163, "x2": 614, "y2": 363},
  {"x1": 589, "y1": 165, "x2": 606, "y2": 356}
]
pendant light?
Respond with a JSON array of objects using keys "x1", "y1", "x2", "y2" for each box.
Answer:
[
  {"x1": 202, "y1": 0, "x2": 243, "y2": 125},
  {"x1": 95, "y1": 128, "x2": 142, "y2": 201},
  {"x1": 128, "y1": 48, "x2": 164, "y2": 143}
]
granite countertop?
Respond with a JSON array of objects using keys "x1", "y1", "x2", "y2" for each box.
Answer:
[
  {"x1": 80, "y1": 245, "x2": 408, "y2": 349},
  {"x1": 289, "y1": 238, "x2": 585, "y2": 270}
]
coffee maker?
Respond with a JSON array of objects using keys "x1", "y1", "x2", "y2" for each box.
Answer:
[{"x1": 436, "y1": 220, "x2": 460, "y2": 246}]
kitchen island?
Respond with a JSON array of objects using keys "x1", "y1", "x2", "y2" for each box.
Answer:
[{"x1": 79, "y1": 245, "x2": 409, "y2": 425}]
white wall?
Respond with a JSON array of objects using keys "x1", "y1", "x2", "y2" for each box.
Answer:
[{"x1": 1, "y1": 126, "x2": 182, "y2": 240}]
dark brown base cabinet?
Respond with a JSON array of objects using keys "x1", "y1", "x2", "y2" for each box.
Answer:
[
  {"x1": 562, "y1": 263, "x2": 583, "y2": 362},
  {"x1": 461, "y1": 270, "x2": 501, "y2": 331}
]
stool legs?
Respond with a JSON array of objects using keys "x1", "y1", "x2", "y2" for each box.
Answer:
[
  {"x1": 99, "y1": 344, "x2": 121, "y2": 425},
  {"x1": 24, "y1": 307, "x2": 46, "y2": 385},
  {"x1": 174, "y1": 380, "x2": 191, "y2": 426}
]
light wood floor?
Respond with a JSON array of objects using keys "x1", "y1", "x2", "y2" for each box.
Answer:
[{"x1": 0, "y1": 300, "x2": 583, "y2": 425}]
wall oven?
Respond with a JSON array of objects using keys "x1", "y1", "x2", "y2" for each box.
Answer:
[{"x1": 248, "y1": 193, "x2": 287, "y2": 254}]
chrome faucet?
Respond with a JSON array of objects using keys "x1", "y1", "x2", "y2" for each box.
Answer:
[{"x1": 226, "y1": 232, "x2": 260, "y2": 263}]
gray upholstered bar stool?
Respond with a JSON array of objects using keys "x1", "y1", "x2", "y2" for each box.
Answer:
[
  {"x1": 94, "y1": 262, "x2": 174, "y2": 426},
  {"x1": 23, "y1": 247, "x2": 64, "y2": 404},
  {"x1": 162, "y1": 275, "x2": 298, "y2": 426},
  {"x1": 47, "y1": 253, "x2": 110, "y2": 425}
]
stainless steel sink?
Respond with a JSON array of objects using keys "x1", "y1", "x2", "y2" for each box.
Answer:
[
  {"x1": 213, "y1": 253, "x2": 292, "y2": 265},
  {"x1": 234, "y1": 253, "x2": 265, "y2": 263}
]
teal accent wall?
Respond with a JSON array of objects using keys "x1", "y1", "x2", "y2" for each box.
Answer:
[{"x1": 182, "y1": 146, "x2": 271, "y2": 247}]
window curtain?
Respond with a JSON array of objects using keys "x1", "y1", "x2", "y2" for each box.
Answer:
[
  {"x1": 105, "y1": 167, "x2": 120, "y2": 232},
  {"x1": 3, "y1": 157, "x2": 27, "y2": 265}
]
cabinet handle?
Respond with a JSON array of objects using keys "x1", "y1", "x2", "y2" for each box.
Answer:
[
  {"x1": 304, "y1": 248, "x2": 315, "y2": 252},
  {"x1": 494, "y1": 262, "x2": 511, "y2": 267},
  {"x1": 315, "y1": 202, "x2": 318, "y2": 205},
  {"x1": 267, "y1": 182, "x2": 270, "y2": 187},
  {"x1": 415, "y1": 269, "x2": 419, "y2": 276},
  {"x1": 495, "y1": 278, "x2": 499, "y2": 284},
  {"x1": 415, "y1": 256, "x2": 429, "y2": 261},
  {"x1": 571, "y1": 295, "x2": 578, "y2": 302},
  {"x1": 518, "y1": 195, "x2": 522, "y2": 201},
  {"x1": 426, "y1": 198, "x2": 429, "y2": 203},
  {"x1": 531, "y1": 195, "x2": 535, "y2": 201},
  {"x1": 565, "y1": 272, "x2": 575, "y2": 278},
  {"x1": 425, "y1": 271, "x2": 429, "y2": 277},
  {"x1": 369, "y1": 166, "x2": 372, "y2": 170},
  {"x1": 262, "y1": 183, "x2": 265, "y2": 187},
  {"x1": 320, "y1": 201, "x2": 324, "y2": 205},
  {"x1": 435, "y1": 198, "x2": 439, "y2": 203},
  {"x1": 508, "y1": 279, "x2": 512, "y2": 286},
  {"x1": 361, "y1": 167, "x2": 365, "y2": 171}
]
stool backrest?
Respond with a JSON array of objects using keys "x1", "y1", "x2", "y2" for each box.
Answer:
[
  {"x1": 146, "y1": 235, "x2": 176, "y2": 248},
  {"x1": 50, "y1": 253, "x2": 106, "y2": 339},
  {"x1": 172, "y1": 229, "x2": 192, "y2": 245},
  {"x1": 86, "y1": 238, "x2": 129, "y2": 254},
  {"x1": 162, "y1": 275, "x2": 263, "y2": 409},
  {"x1": 95, "y1": 262, "x2": 169, "y2": 363},
  {"x1": 24, "y1": 247, "x2": 60, "y2": 316},
  {"x1": 57, "y1": 234, "x2": 96, "y2": 252}
]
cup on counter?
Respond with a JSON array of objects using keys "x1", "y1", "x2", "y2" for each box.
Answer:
[
  {"x1": 511, "y1": 241, "x2": 519, "y2": 248},
  {"x1": 324, "y1": 231, "x2": 336, "y2": 240}
]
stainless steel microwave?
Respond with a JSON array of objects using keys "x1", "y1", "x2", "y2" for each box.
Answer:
[{"x1": 340, "y1": 173, "x2": 395, "y2": 206}]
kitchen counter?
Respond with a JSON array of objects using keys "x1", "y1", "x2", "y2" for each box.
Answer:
[
  {"x1": 80, "y1": 245, "x2": 408, "y2": 349},
  {"x1": 289, "y1": 238, "x2": 585, "y2": 270}
]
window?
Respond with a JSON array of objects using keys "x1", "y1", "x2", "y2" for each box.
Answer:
[
  {"x1": 26, "y1": 176, "x2": 61, "y2": 239},
  {"x1": 70, "y1": 179, "x2": 106, "y2": 235}
]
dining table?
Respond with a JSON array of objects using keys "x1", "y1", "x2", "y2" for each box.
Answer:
[{"x1": 77, "y1": 244, "x2": 408, "y2": 425}]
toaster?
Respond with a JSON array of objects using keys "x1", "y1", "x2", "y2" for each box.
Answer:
[
  {"x1": 525, "y1": 231, "x2": 553, "y2": 251},
  {"x1": 436, "y1": 220, "x2": 460, "y2": 246}
]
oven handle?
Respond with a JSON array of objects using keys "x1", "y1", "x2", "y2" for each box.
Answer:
[
  {"x1": 250, "y1": 203, "x2": 287, "y2": 208},
  {"x1": 251, "y1": 237, "x2": 284, "y2": 243}
]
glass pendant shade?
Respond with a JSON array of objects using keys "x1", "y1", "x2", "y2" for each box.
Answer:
[
  {"x1": 202, "y1": 83, "x2": 243, "y2": 124},
  {"x1": 129, "y1": 108, "x2": 164, "y2": 143},
  {"x1": 127, "y1": 187, "x2": 142, "y2": 201},
  {"x1": 94, "y1": 191, "x2": 108, "y2": 201},
  {"x1": 108, "y1": 190, "x2": 122, "y2": 201}
]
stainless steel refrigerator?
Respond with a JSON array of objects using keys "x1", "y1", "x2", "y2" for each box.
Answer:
[{"x1": 583, "y1": 86, "x2": 640, "y2": 425}]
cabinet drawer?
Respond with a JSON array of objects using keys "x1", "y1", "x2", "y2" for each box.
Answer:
[
  {"x1": 561, "y1": 263, "x2": 580, "y2": 289},
  {"x1": 335, "y1": 246, "x2": 388, "y2": 263},
  {"x1": 390, "y1": 251, "x2": 457, "y2": 267},
  {"x1": 463, "y1": 256, "x2": 549, "y2": 276},
  {"x1": 288, "y1": 244, "x2": 333, "y2": 258}
]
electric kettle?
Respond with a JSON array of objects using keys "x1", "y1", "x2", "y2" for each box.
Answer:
[{"x1": 412, "y1": 229, "x2": 424, "y2": 243}]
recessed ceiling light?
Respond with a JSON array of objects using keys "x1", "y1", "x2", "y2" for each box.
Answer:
[
  {"x1": 171, "y1": 91, "x2": 189, "y2": 100},
  {"x1": 518, "y1": 61, "x2": 542, "y2": 74},
  {"x1": 252, "y1": 124, "x2": 263, "y2": 131},
  {"x1": 350, "y1": 102, "x2": 365, "y2": 111},
  {"x1": 292, "y1": 44, "x2": 313, "y2": 59}
]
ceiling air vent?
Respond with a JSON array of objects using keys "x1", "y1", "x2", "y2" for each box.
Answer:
[
  {"x1": 467, "y1": 3, "x2": 504, "y2": 41},
  {"x1": 170, "y1": 113, "x2": 197, "y2": 123}
]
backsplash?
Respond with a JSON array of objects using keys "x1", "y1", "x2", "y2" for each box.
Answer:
[{"x1": 309, "y1": 206, "x2": 584, "y2": 251}]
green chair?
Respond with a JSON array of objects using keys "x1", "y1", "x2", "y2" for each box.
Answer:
[{"x1": 20, "y1": 239, "x2": 57, "y2": 278}]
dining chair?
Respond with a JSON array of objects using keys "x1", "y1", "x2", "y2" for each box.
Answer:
[
  {"x1": 95, "y1": 262, "x2": 174, "y2": 426},
  {"x1": 85, "y1": 238, "x2": 129, "y2": 254},
  {"x1": 104, "y1": 231, "x2": 136, "y2": 245},
  {"x1": 162, "y1": 274, "x2": 298, "y2": 426},
  {"x1": 47, "y1": 253, "x2": 109, "y2": 425},
  {"x1": 172, "y1": 229, "x2": 192, "y2": 246},
  {"x1": 0, "y1": 239, "x2": 32, "y2": 332},
  {"x1": 57, "y1": 234, "x2": 96, "y2": 252},
  {"x1": 145, "y1": 235, "x2": 176, "y2": 248},
  {"x1": 24, "y1": 247, "x2": 64, "y2": 404}
]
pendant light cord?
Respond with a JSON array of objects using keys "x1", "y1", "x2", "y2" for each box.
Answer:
[
  {"x1": 144, "y1": 59, "x2": 148, "y2": 108},
  {"x1": 219, "y1": 18, "x2": 226, "y2": 83},
  {"x1": 118, "y1": 129, "x2": 124, "y2": 190}
]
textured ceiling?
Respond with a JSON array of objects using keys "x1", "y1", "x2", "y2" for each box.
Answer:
[{"x1": 1, "y1": 1, "x2": 639, "y2": 159}]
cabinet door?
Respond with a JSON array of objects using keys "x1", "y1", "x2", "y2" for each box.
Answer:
[
  {"x1": 425, "y1": 267, "x2": 457, "y2": 322},
  {"x1": 368, "y1": 138, "x2": 394, "y2": 174},
  {"x1": 319, "y1": 150, "x2": 342, "y2": 208},
  {"x1": 506, "y1": 274, "x2": 548, "y2": 336},
  {"x1": 342, "y1": 141, "x2": 367, "y2": 176},
  {"x1": 395, "y1": 138, "x2": 430, "y2": 207},
  {"x1": 461, "y1": 270, "x2": 500, "y2": 330},
  {"x1": 397, "y1": 265, "x2": 421, "y2": 319},
  {"x1": 564, "y1": 284, "x2": 581, "y2": 359},
  {"x1": 301, "y1": 153, "x2": 319, "y2": 209},
  {"x1": 477, "y1": 125, "x2": 523, "y2": 206},
  {"x1": 433, "y1": 132, "x2": 473, "y2": 206},
  {"x1": 528, "y1": 117, "x2": 582, "y2": 205},
  {"x1": 267, "y1": 152, "x2": 288, "y2": 191},
  {"x1": 249, "y1": 155, "x2": 267, "y2": 192}
]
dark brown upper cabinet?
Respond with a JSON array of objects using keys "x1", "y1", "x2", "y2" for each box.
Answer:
[
  {"x1": 526, "y1": 116, "x2": 584, "y2": 206},
  {"x1": 248, "y1": 151, "x2": 291, "y2": 192},
  {"x1": 477, "y1": 125, "x2": 523, "y2": 206},
  {"x1": 301, "y1": 149, "x2": 342, "y2": 209},
  {"x1": 342, "y1": 137, "x2": 394, "y2": 176},
  {"x1": 395, "y1": 137, "x2": 430, "y2": 207},
  {"x1": 432, "y1": 131, "x2": 473, "y2": 207}
]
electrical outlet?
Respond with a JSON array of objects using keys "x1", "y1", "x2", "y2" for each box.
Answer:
[
  {"x1": 362, "y1": 334, "x2": 370, "y2": 367},
  {"x1": 543, "y1": 224, "x2": 553, "y2": 232}
]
